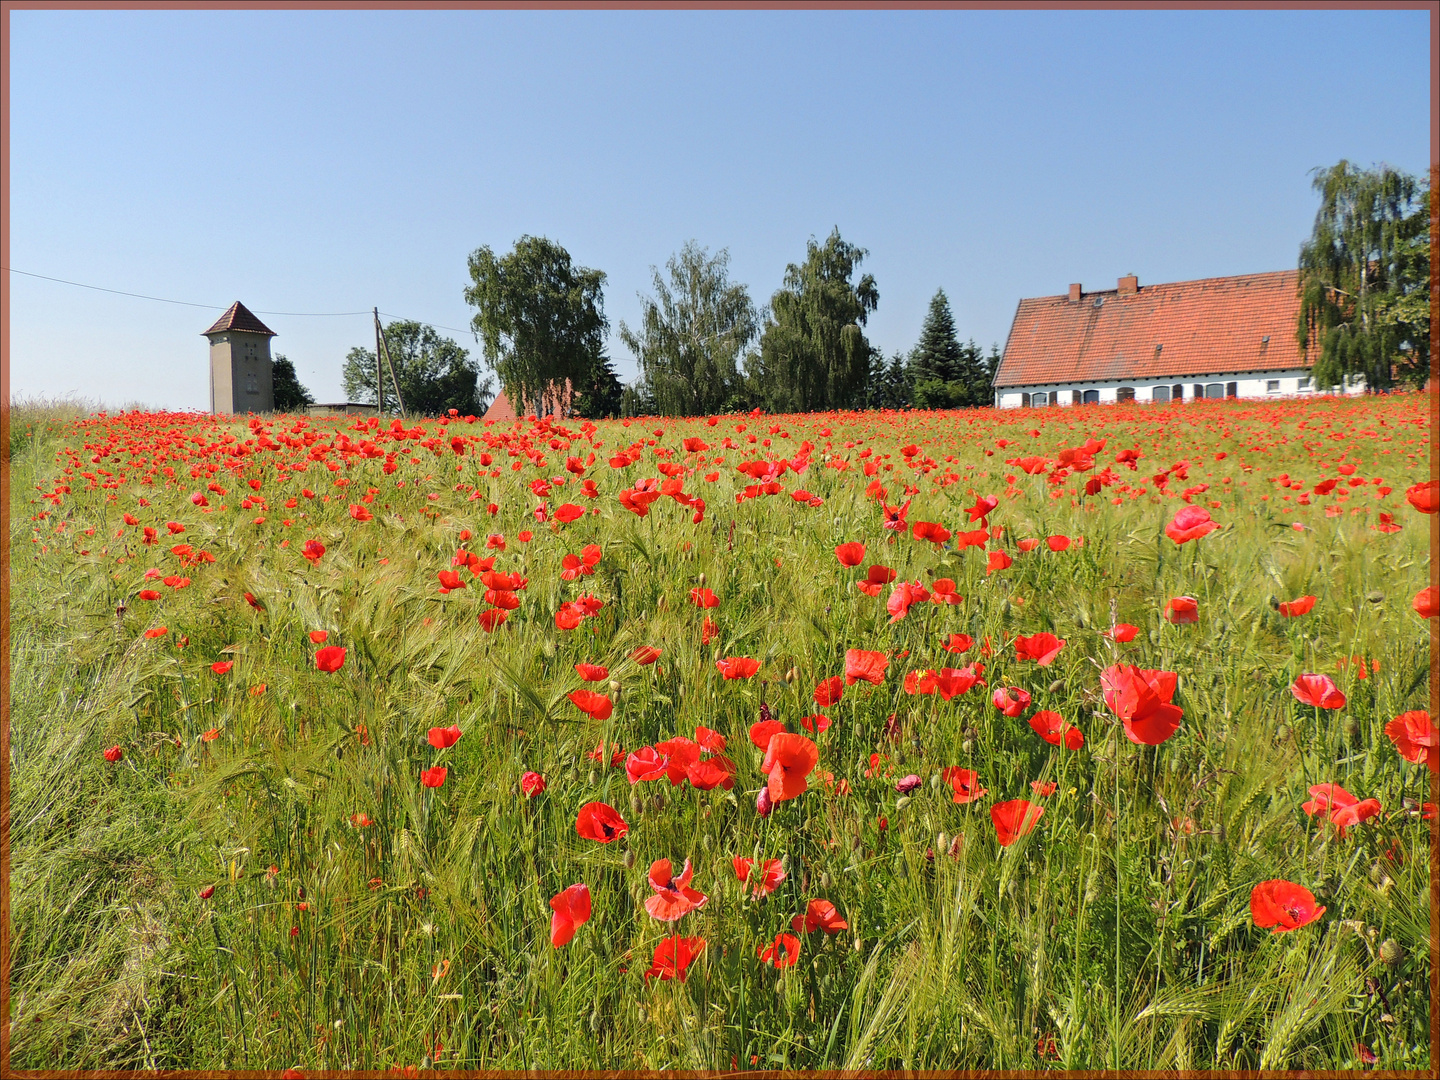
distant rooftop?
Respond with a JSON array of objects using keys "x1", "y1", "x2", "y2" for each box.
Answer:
[{"x1": 202, "y1": 301, "x2": 277, "y2": 337}]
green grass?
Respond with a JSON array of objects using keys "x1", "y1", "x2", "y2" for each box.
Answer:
[{"x1": 5, "y1": 394, "x2": 1433, "y2": 1071}]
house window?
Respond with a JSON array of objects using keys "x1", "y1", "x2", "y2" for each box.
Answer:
[
  {"x1": 1266, "y1": 380, "x2": 1280, "y2": 393},
  {"x1": 1020, "y1": 393, "x2": 1030, "y2": 408},
  {"x1": 1172, "y1": 384, "x2": 1183, "y2": 402},
  {"x1": 245, "y1": 373, "x2": 259, "y2": 395},
  {"x1": 1225, "y1": 382, "x2": 1237, "y2": 398},
  {"x1": 1204, "y1": 383, "x2": 1224, "y2": 399},
  {"x1": 1082, "y1": 389, "x2": 1099, "y2": 405},
  {"x1": 1032, "y1": 392, "x2": 1048, "y2": 407},
  {"x1": 1151, "y1": 385, "x2": 1170, "y2": 403},
  {"x1": 1298, "y1": 376, "x2": 1312, "y2": 390},
  {"x1": 1116, "y1": 386, "x2": 1135, "y2": 403}
]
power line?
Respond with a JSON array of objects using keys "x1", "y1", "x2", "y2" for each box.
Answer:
[
  {"x1": 7, "y1": 265, "x2": 479, "y2": 338},
  {"x1": 4, "y1": 267, "x2": 371, "y2": 316}
]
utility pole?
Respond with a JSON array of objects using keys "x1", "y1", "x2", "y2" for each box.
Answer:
[
  {"x1": 373, "y1": 308, "x2": 385, "y2": 419},
  {"x1": 379, "y1": 325, "x2": 407, "y2": 419}
]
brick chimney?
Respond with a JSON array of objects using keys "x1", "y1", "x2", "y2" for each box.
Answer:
[
  {"x1": 1068, "y1": 283, "x2": 1082, "y2": 302},
  {"x1": 1118, "y1": 274, "x2": 1138, "y2": 296}
]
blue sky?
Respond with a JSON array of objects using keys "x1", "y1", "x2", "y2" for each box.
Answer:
[{"x1": 6, "y1": 7, "x2": 1431, "y2": 411}]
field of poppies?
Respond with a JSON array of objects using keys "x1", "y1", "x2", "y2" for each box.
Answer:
[{"x1": 5, "y1": 391, "x2": 1436, "y2": 1072}]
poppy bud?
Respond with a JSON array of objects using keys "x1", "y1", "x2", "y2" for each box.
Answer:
[
  {"x1": 1342, "y1": 717, "x2": 1358, "y2": 741},
  {"x1": 785, "y1": 667, "x2": 797, "y2": 685},
  {"x1": 1365, "y1": 590, "x2": 1385, "y2": 605},
  {"x1": 895, "y1": 796, "x2": 912, "y2": 811},
  {"x1": 622, "y1": 849, "x2": 636, "y2": 870},
  {"x1": 630, "y1": 794, "x2": 643, "y2": 816},
  {"x1": 1368, "y1": 862, "x2": 1392, "y2": 887},
  {"x1": 756, "y1": 786, "x2": 773, "y2": 818},
  {"x1": 820, "y1": 871, "x2": 833, "y2": 891},
  {"x1": 962, "y1": 738, "x2": 975, "y2": 754},
  {"x1": 1148, "y1": 629, "x2": 1160, "y2": 645},
  {"x1": 698, "y1": 573, "x2": 706, "y2": 586},
  {"x1": 1047, "y1": 679, "x2": 1065, "y2": 695},
  {"x1": 1379, "y1": 938, "x2": 1405, "y2": 966},
  {"x1": 116, "y1": 604, "x2": 126, "y2": 618},
  {"x1": 608, "y1": 679, "x2": 621, "y2": 695},
  {"x1": 587, "y1": 769, "x2": 597, "y2": 785}
]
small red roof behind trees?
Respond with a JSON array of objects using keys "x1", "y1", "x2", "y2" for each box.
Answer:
[{"x1": 994, "y1": 270, "x2": 1312, "y2": 388}]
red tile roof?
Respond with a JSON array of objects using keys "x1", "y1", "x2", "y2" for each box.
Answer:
[
  {"x1": 994, "y1": 270, "x2": 1311, "y2": 389},
  {"x1": 482, "y1": 381, "x2": 575, "y2": 423},
  {"x1": 202, "y1": 301, "x2": 277, "y2": 337}
]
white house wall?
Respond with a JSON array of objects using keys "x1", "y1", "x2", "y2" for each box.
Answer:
[{"x1": 994, "y1": 369, "x2": 1364, "y2": 409}]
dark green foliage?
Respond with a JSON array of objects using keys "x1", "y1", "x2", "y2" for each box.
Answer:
[
  {"x1": 341, "y1": 321, "x2": 493, "y2": 417},
  {"x1": 910, "y1": 289, "x2": 963, "y2": 385},
  {"x1": 464, "y1": 236, "x2": 609, "y2": 417},
  {"x1": 619, "y1": 242, "x2": 759, "y2": 417},
  {"x1": 748, "y1": 228, "x2": 879, "y2": 413},
  {"x1": 865, "y1": 350, "x2": 912, "y2": 410},
  {"x1": 905, "y1": 291, "x2": 997, "y2": 410},
  {"x1": 571, "y1": 354, "x2": 625, "y2": 420},
  {"x1": 1298, "y1": 161, "x2": 1431, "y2": 391},
  {"x1": 269, "y1": 355, "x2": 314, "y2": 413}
]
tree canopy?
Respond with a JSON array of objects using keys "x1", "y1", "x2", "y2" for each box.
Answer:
[
  {"x1": 1298, "y1": 161, "x2": 1431, "y2": 390},
  {"x1": 464, "y1": 236, "x2": 608, "y2": 417},
  {"x1": 270, "y1": 354, "x2": 314, "y2": 413},
  {"x1": 341, "y1": 321, "x2": 492, "y2": 417},
  {"x1": 747, "y1": 228, "x2": 879, "y2": 413},
  {"x1": 619, "y1": 241, "x2": 758, "y2": 416},
  {"x1": 905, "y1": 290, "x2": 993, "y2": 410}
]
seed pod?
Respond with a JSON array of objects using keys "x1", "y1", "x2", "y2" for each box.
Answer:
[
  {"x1": 630, "y1": 794, "x2": 644, "y2": 816},
  {"x1": 819, "y1": 871, "x2": 833, "y2": 891},
  {"x1": 1379, "y1": 938, "x2": 1405, "y2": 966},
  {"x1": 1047, "y1": 679, "x2": 1066, "y2": 695},
  {"x1": 609, "y1": 679, "x2": 621, "y2": 695},
  {"x1": 1366, "y1": 590, "x2": 1385, "y2": 605},
  {"x1": 1342, "y1": 717, "x2": 1358, "y2": 741},
  {"x1": 698, "y1": 573, "x2": 706, "y2": 587},
  {"x1": 622, "y1": 849, "x2": 636, "y2": 870}
]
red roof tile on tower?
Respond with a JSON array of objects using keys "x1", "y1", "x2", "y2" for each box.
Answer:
[
  {"x1": 202, "y1": 302, "x2": 277, "y2": 337},
  {"x1": 994, "y1": 270, "x2": 1310, "y2": 388}
]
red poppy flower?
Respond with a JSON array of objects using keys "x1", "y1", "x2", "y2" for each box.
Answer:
[
  {"x1": 1101, "y1": 664, "x2": 1183, "y2": 745},
  {"x1": 758, "y1": 931, "x2": 802, "y2": 969},
  {"x1": 912, "y1": 520, "x2": 952, "y2": 544},
  {"x1": 626, "y1": 746, "x2": 670, "y2": 783},
  {"x1": 420, "y1": 766, "x2": 447, "y2": 788},
  {"x1": 880, "y1": 499, "x2": 911, "y2": 531},
  {"x1": 1016, "y1": 538, "x2": 1040, "y2": 553},
  {"x1": 437, "y1": 570, "x2": 466, "y2": 592},
  {"x1": 695, "y1": 726, "x2": 726, "y2": 752},
  {"x1": 1165, "y1": 505, "x2": 1220, "y2": 544},
  {"x1": 1031, "y1": 780, "x2": 1058, "y2": 796},
  {"x1": 314, "y1": 646, "x2": 346, "y2": 673},
  {"x1": 1384, "y1": 711, "x2": 1438, "y2": 772},
  {"x1": 631, "y1": 645, "x2": 662, "y2": 664},
  {"x1": 302, "y1": 539, "x2": 326, "y2": 563},
  {"x1": 1046, "y1": 535, "x2": 1071, "y2": 552},
  {"x1": 575, "y1": 801, "x2": 628, "y2": 843},
  {"x1": 966, "y1": 494, "x2": 999, "y2": 522},
  {"x1": 761, "y1": 732, "x2": 819, "y2": 802},
  {"x1": 834, "y1": 541, "x2": 866, "y2": 567},
  {"x1": 1405, "y1": 480, "x2": 1437, "y2": 513},
  {"x1": 575, "y1": 662, "x2": 609, "y2": 682},
  {"x1": 244, "y1": 592, "x2": 264, "y2": 610},
  {"x1": 103, "y1": 745, "x2": 124, "y2": 763},
  {"x1": 991, "y1": 799, "x2": 1044, "y2": 846},
  {"x1": 553, "y1": 503, "x2": 584, "y2": 524},
  {"x1": 549, "y1": 882, "x2": 592, "y2": 947},
  {"x1": 569, "y1": 689, "x2": 614, "y2": 721},
  {"x1": 477, "y1": 609, "x2": 508, "y2": 632},
  {"x1": 691, "y1": 587, "x2": 720, "y2": 608},
  {"x1": 942, "y1": 632, "x2": 974, "y2": 654},
  {"x1": 987, "y1": 551, "x2": 1013, "y2": 574},
  {"x1": 844, "y1": 648, "x2": 888, "y2": 686},
  {"x1": 1290, "y1": 673, "x2": 1346, "y2": 710},
  {"x1": 655, "y1": 737, "x2": 701, "y2": 785},
  {"x1": 1250, "y1": 879, "x2": 1325, "y2": 933},
  {"x1": 749, "y1": 719, "x2": 786, "y2": 751},
  {"x1": 813, "y1": 676, "x2": 844, "y2": 707},
  {"x1": 644, "y1": 935, "x2": 705, "y2": 982},
  {"x1": 941, "y1": 766, "x2": 987, "y2": 804},
  {"x1": 800, "y1": 713, "x2": 832, "y2": 734},
  {"x1": 199, "y1": 884, "x2": 216, "y2": 899},
  {"x1": 1163, "y1": 596, "x2": 1199, "y2": 624},
  {"x1": 1275, "y1": 595, "x2": 1316, "y2": 617},
  {"x1": 733, "y1": 857, "x2": 786, "y2": 897},
  {"x1": 163, "y1": 575, "x2": 191, "y2": 589},
  {"x1": 886, "y1": 580, "x2": 930, "y2": 623},
  {"x1": 791, "y1": 898, "x2": 849, "y2": 934},
  {"x1": 932, "y1": 666, "x2": 982, "y2": 701},
  {"x1": 992, "y1": 686, "x2": 1031, "y2": 717},
  {"x1": 716, "y1": 656, "x2": 760, "y2": 679},
  {"x1": 1014, "y1": 632, "x2": 1066, "y2": 666},
  {"x1": 686, "y1": 754, "x2": 736, "y2": 791},
  {"x1": 138, "y1": 589, "x2": 161, "y2": 602},
  {"x1": 1301, "y1": 783, "x2": 1381, "y2": 838},
  {"x1": 349, "y1": 504, "x2": 373, "y2": 522},
  {"x1": 309, "y1": 630, "x2": 328, "y2": 645},
  {"x1": 644, "y1": 858, "x2": 708, "y2": 921},
  {"x1": 1106, "y1": 624, "x2": 1139, "y2": 642},
  {"x1": 211, "y1": 660, "x2": 234, "y2": 674},
  {"x1": 1028, "y1": 710, "x2": 1083, "y2": 750},
  {"x1": 427, "y1": 725, "x2": 462, "y2": 749},
  {"x1": 1413, "y1": 587, "x2": 1437, "y2": 619},
  {"x1": 144, "y1": 627, "x2": 168, "y2": 639},
  {"x1": 701, "y1": 615, "x2": 719, "y2": 644}
]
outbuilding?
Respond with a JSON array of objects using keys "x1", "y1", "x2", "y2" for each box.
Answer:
[{"x1": 992, "y1": 270, "x2": 1363, "y2": 408}]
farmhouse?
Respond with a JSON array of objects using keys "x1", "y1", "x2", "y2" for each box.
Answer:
[
  {"x1": 991, "y1": 270, "x2": 1363, "y2": 408},
  {"x1": 482, "y1": 380, "x2": 575, "y2": 423}
]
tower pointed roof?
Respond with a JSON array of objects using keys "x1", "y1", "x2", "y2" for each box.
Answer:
[{"x1": 202, "y1": 301, "x2": 276, "y2": 337}]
